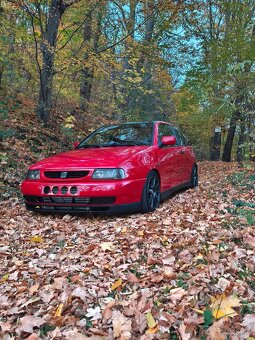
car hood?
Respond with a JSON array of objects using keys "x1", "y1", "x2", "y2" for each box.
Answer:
[{"x1": 30, "y1": 146, "x2": 150, "y2": 170}]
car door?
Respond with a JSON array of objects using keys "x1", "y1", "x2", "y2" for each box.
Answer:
[
  {"x1": 170, "y1": 126, "x2": 191, "y2": 183},
  {"x1": 156, "y1": 123, "x2": 180, "y2": 191}
]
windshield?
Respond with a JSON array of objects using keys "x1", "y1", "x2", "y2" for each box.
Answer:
[{"x1": 78, "y1": 123, "x2": 154, "y2": 148}]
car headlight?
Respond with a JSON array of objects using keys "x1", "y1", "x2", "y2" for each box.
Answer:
[
  {"x1": 92, "y1": 168, "x2": 125, "y2": 179},
  {"x1": 26, "y1": 170, "x2": 40, "y2": 180}
]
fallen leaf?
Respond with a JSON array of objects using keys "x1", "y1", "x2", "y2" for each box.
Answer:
[
  {"x1": 30, "y1": 235, "x2": 44, "y2": 243},
  {"x1": 207, "y1": 319, "x2": 226, "y2": 340},
  {"x1": 26, "y1": 333, "x2": 41, "y2": 340},
  {"x1": 54, "y1": 303, "x2": 64, "y2": 317},
  {"x1": 146, "y1": 311, "x2": 157, "y2": 328},
  {"x1": 178, "y1": 321, "x2": 194, "y2": 340},
  {"x1": 134, "y1": 312, "x2": 147, "y2": 334},
  {"x1": 111, "y1": 278, "x2": 122, "y2": 291},
  {"x1": 85, "y1": 306, "x2": 102, "y2": 321},
  {"x1": 0, "y1": 274, "x2": 9, "y2": 282},
  {"x1": 0, "y1": 321, "x2": 12, "y2": 332},
  {"x1": 242, "y1": 314, "x2": 255, "y2": 335},
  {"x1": 19, "y1": 316, "x2": 44, "y2": 333},
  {"x1": 100, "y1": 242, "x2": 115, "y2": 251},
  {"x1": 54, "y1": 277, "x2": 67, "y2": 290},
  {"x1": 126, "y1": 271, "x2": 139, "y2": 283},
  {"x1": 29, "y1": 284, "x2": 39, "y2": 295},
  {"x1": 170, "y1": 287, "x2": 187, "y2": 304},
  {"x1": 210, "y1": 294, "x2": 241, "y2": 319},
  {"x1": 112, "y1": 310, "x2": 132, "y2": 339},
  {"x1": 72, "y1": 286, "x2": 89, "y2": 303}
]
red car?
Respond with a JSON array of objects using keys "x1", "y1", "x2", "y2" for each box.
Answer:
[{"x1": 21, "y1": 121, "x2": 198, "y2": 214}]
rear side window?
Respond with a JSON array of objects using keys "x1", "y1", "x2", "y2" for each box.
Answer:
[{"x1": 170, "y1": 127, "x2": 189, "y2": 146}]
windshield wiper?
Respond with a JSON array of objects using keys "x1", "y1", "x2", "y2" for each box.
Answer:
[
  {"x1": 120, "y1": 142, "x2": 145, "y2": 146},
  {"x1": 78, "y1": 144, "x2": 102, "y2": 149}
]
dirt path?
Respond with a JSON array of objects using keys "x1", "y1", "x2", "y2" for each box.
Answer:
[{"x1": 1, "y1": 162, "x2": 255, "y2": 339}]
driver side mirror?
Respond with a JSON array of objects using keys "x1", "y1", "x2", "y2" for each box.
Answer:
[
  {"x1": 73, "y1": 141, "x2": 79, "y2": 148},
  {"x1": 161, "y1": 136, "x2": 176, "y2": 146}
]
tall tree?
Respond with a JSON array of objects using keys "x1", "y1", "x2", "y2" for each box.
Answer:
[
  {"x1": 80, "y1": 3, "x2": 105, "y2": 110},
  {"x1": 179, "y1": 0, "x2": 255, "y2": 161},
  {"x1": 14, "y1": 0, "x2": 81, "y2": 124}
]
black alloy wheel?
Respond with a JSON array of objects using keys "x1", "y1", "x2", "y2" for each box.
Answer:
[
  {"x1": 191, "y1": 165, "x2": 198, "y2": 188},
  {"x1": 142, "y1": 171, "x2": 161, "y2": 212}
]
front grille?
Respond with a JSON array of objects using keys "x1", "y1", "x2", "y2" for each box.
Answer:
[
  {"x1": 44, "y1": 171, "x2": 89, "y2": 179},
  {"x1": 24, "y1": 196, "x2": 116, "y2": 205}
]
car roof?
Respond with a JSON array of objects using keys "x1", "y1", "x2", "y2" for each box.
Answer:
[{"x1": 99, "y1": 121, "x2": 176, "y2": 127}]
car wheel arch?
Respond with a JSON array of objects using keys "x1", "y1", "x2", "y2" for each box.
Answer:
[
  {"x1": 141, "y1": 170, "x2": 161, "y2": 212},
  {"x1": 148, "y1": 169, "x2": 161, "y2": 189},
  {"x1": 190, "y1": 163, "x2": 198, "y2": 188}
]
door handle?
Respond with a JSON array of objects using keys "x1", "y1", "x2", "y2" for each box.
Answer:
[{"x1": 179, "y1": 150, "x2": 185, "y2": 154}]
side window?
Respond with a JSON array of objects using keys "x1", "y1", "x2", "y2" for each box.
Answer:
[{"x1": 171, "y1": 127, "x2": 188, "y2": 146}]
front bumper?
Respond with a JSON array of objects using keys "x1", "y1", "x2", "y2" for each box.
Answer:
[{"x1": 21, "y1": 178, "x2": 145, "y2": 214}]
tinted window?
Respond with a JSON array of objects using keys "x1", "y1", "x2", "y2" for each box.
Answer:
[
  {"x1": 78, "y1": 123, "x2": 153, "y2": 148},
  {"x1": 171, "y1": 127, "x2": 189, "y2": 146}
]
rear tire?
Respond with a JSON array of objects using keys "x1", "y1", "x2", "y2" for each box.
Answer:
[
  {"x1": 190, "y1": 165, "x2": 198, "y2": 188},
  {"x1": 141, "y1": 171, "x2": 160, "y2": 213}
]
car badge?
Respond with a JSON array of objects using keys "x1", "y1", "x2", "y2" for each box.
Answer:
[{"x1": 61, "y1": 171, "x2": 68, "y2": 178}]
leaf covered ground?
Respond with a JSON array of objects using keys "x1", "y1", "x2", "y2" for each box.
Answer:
[{"x1": 1, "y1": 162, "x2": 255, "y2": 340}]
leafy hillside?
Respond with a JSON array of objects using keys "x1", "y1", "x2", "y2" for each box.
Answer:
[{"x1": 0, "y1": 95, "x2": 111, "y2": 200}]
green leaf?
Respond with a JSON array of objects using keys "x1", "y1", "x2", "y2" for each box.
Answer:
[
  {"x1": 246, "y1": 214, "x2": 254, "y2": 226},
  {"x1": 203, "y1": 309, "x2": 213, "y2": 329}
]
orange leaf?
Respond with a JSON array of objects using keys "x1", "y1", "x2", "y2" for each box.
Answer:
[
  {"x1": 54, "y1": 303, "x2": 64, "y2": 317},
  {"x1": 111, "y1": 278, "x2": 122, "y2": 291}
]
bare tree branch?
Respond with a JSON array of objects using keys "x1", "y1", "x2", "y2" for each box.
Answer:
[{"x1": 56, "y1": 0, "x2": 102, "y2": 53}]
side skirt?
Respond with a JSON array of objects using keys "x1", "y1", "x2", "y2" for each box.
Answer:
[{"x1": 160, "y1": 181, "x2": 191, "y2": 202}]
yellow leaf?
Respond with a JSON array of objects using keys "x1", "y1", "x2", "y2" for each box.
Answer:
[
  {"x1": 54, "y1": 303, "x2": 64, "y2": 317},
  {"x1": 210, "y1": 294, "x2": 241, "y2": 319},
  {"x1": 30, "y1": 236, "x2": 44, "y2": 243},
  {"x1": 64, "y1": 123, "x2": 74, "y2": 129},
  {"x1": 146, "y1": 312, "x2": 157, "y2": 328},
  {"x1": 101, "y1": 242, "x2": 115, "y2": 251},
  {"x1": 122, "y1": 227, "x2": 127, "y2": 233},
  {"x1": 65, "y1": 115, "x2": 75, "y2": 123},
  {"x1": 111, "y1": 278, "x2": 122, "y2": 291},
  {"x1": 1, "y1": 274, "x2": 9, "y2": 282},
  {"x1": 137, "y1": 230, "x2": 144, "y2": 236}
]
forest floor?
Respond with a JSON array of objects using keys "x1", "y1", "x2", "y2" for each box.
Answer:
[
  {"x1": 1, "y1": 97, "x2": 255, "y2": 339},
  {"x1": 1, "y1": 161, "x2": 255, "y2": 340}
]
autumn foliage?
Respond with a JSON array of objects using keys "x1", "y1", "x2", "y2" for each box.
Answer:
[{"x1": 1, "y1": 162, "x2": 255, "y2": 339}]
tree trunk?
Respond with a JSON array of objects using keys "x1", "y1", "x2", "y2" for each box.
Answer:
[
  {"x1": 119, "y1": 0, "x2": 138, "y2": 112},
  {"x1": 80, "y1": 5, "x2": 104, "y2": 110},
  {"x1": 80, "y1": 12, "x2": 93, "y2": 110},
  {"x1": 237, "y1": 114, "x2": 245, "y2": 164},
  {"x1": 222, "y1": 112, "x2": 238, "y2": 162},
  {"x1": 37, "y1": 1, "x2": 66, "y2": 124},
  {"x1": 210, "y1": 127, "x2": 221, "y2": 161},
  {"x1": 140, "y1": 0, "x2": 155, "y2": 119}
]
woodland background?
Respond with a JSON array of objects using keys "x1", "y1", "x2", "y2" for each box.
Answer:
[
  {"x1": 0, "y1": 0, "x2": 255, "y2": 169},
  {"x1": 1, "y1": 2, "x2": 255, "y2": 339}
]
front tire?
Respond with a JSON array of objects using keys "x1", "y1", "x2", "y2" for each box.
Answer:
[
  {"x1": 141, "y1": 171, "x2": 160, "y2": 213},
  {"x1": 190, "y1": 165, "x2": 198, "y2": 188}
]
